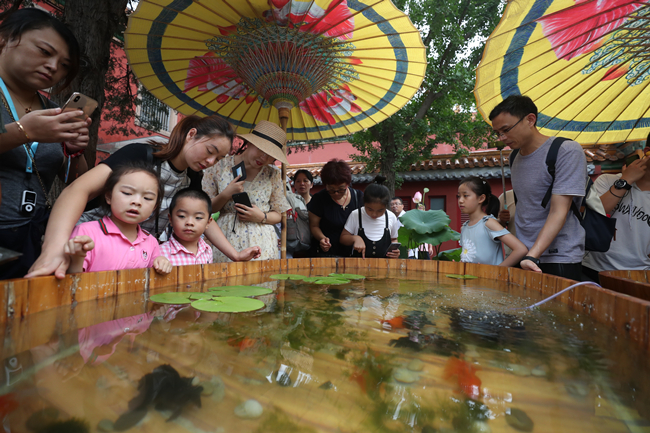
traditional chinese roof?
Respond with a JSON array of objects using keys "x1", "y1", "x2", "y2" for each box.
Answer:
[{"x1": 288, "y1": 144, "x2": 625, "y2": 184}]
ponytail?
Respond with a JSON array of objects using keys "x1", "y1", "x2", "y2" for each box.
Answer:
[{"x1": 364, "y1": 175, "x2": 390, "y2": 207}]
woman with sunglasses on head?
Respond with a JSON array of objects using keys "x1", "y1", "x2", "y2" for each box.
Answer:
[
  {"x1": 308, "y1": 159, "x2": 363, "y2": 257},
  {"x1": 0, "y1": 8, "x2": 91, "y2": 279},
  {"x1": 203, "y1": 120, "x2": 291, "y2": 262}
]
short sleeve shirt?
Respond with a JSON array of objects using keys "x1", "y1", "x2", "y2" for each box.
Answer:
[
  {"x1": 308, "y1": 187, "x2": 364, "y2": 256},
  {"x1": 344, "y1": 208, "x2": 400, "y2": 241},
  {"x1": 71, "y1": 216, "x2": 160, "y2": 272},
  {"x1": 460, "y1": 216, "x2": 510, "y2": 265},
  {"x1": 511, "y1": 137, "x2": 587, "y2": 263},
  {"x1": 582, "y1": 174, "x2": 650, "y2": 271},
  {"x1": 160, "y1": 235, "x2": 213, "y2": 266}
]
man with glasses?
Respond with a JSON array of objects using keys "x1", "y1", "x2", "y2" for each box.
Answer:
[{"x1": 489, "y1": 95, "x2": 587, "y2": 280}]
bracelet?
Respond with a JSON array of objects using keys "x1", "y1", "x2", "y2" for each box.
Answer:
[
  {"x1": 608, "y1": 186, "x2": 624, "y2": 198},
  {"x1": 61, "y1": 142, "x2": 84, "y2": 158},
  {"x1": 522, "y1": 256, "x2": 540, "y2": 265},
  {"x1": 15, "y1": 121, "x2": 30, "y2": 141}
]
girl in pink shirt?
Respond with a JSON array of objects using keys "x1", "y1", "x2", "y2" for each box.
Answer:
[{"x1": 64, "y1": 161, "x2": 172, "y2": 274}]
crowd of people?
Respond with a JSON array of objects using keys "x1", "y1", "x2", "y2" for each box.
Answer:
[{"x1": 0, "y1": 10, "x2": 646, "y2": 283}]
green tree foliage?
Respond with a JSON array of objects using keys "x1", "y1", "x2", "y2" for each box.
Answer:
[{"x1": 349, "y1": 0, "x2": 504, "y2": 195}]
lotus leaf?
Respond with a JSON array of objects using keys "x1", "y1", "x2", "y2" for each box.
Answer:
[
  {"x1": 437, "y1": 247, "x2": 461, "y2": 262},
  {"x1": 328, "y1": 273, "x2": 365, "y2": 280},
  {"x1": 300, "y1": 277, "x2": 322, "y2": 283},
  {"x1": 149, "y1": 292, "x2": 193, "y2": 304},
  {"x1": 398, "y1": 209, "x2": 451, "y2": 234},
  {"x1": 269, "y1": 274, "x2": 307, "y2": 280},
  {"x1": 191, "y1": 297, "x2": 265, "y2": 313},
  {"x1": 409, "y1": 226, "x2": 460, "y2": 246},
  {"x1": 210, "y1": 287, "x2": 273, "y2": 297},
  {"x1": 446, "y1": 274, "x2": 479, "y2": 280},
  {"x1": 313, "y1": 277, "x2": 350, "y2": 285},
  {"x1": 188, "y1": 293, "x2": 214, "y2": 300}
]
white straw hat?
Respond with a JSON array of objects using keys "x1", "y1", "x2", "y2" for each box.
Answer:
[{"x1": 237, "y1": 120, "x2": 288, "y2": 165}]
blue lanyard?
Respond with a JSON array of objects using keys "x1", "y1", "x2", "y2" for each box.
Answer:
[{"x1": 0, "y1": 77, "x2": 39, "y2": 173}]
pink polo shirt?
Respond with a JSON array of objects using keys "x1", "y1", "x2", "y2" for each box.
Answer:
[
  {"x1": 71, "y1": 216, "x2": 160, "y2": 272},
  {"x1": 159, "y1": 234, "x2": 213, "y2": 266}
]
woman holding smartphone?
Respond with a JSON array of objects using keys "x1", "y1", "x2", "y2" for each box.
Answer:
[
  {"x1": 27, "y1": 114, "x2": 262, "y2": 279},
  {"x1": 0, "y1": 8, "x2": 91, "y2": 279},
  {"x1": 203, "y1": 120, "x2": 290, "y2": 262}
]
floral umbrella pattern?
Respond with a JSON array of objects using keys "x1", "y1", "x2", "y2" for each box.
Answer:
[
  {"x1": 183, "y1": 0, "x2": 362, "y2": 124},
  {"x1": 125, "y1": 0, "x2": 426, "y2": 141},
  {"x1": 474, "y1": 0, "x2": 650, "y2": 144}
]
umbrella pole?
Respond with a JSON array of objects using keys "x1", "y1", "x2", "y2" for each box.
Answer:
[{"x1": 279, "y1": 107, "x2": 290, "y2": 260}]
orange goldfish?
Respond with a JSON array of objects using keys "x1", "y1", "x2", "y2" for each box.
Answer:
[
  {"x1": 444, "y1": 357, "x2": 481, "y2": 399},
  {"x1": 0, "y1": 393, "x2": 18, "y2": 418},
  {"x1": 380, "y1": 316, "x2": 405, "y2": 329}
]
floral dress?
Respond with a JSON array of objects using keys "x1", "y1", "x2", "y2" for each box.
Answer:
[{"x1": 203, "y1": 155, "x2": 290, "y2": 262}]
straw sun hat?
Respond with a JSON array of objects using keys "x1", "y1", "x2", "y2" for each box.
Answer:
[{"x1": 237, "y1": 120, "x2": 289, "y2": 165}]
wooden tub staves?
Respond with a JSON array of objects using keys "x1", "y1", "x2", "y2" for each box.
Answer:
[{"x1": 2, "y1": 259, "x2": 650, "y2": 354}]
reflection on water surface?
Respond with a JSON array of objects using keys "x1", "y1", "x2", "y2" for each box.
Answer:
[{"x1": 1, "y1": 269, "x2": 648, "y2": 432}]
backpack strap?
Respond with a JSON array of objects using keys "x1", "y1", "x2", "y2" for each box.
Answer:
[
  {"x1": 509, "y1": 149, "x2": 519, "y2": 205},
  {"x1": 540, "y1": 137, "x2": 570, "y2": 208}
]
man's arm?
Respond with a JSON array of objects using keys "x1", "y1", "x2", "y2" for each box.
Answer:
[{"x1": 521, "y1": 194, "x2": 574, "y2": 267}]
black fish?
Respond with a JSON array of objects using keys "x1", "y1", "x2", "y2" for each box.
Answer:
[
  {"x1": 390, "y1": 331, "x2": 465, "y2": 356},
  {"x1": 445, "y1": 307, "x2": 526, "y2": 347},
  {"x1": 114, "y1": 365, "x2": 203, "y2": 431}
]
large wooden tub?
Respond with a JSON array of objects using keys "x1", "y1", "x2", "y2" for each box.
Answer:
[{"x1": 598, "y1": 269, "x2": 650, "y2": 303}]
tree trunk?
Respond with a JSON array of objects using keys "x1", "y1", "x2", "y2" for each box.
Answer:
[
  {"x1": 380, "y1": 137, "x2": 398, "y2": 197},
  {"x1": 57, "y1": 0, "x2": 129, "y2": 170}
]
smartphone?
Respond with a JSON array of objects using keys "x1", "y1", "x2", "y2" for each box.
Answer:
[
  {"x1": 61, "y1": 92, "x2": 98, "y2": 120},
  {"x1": 232, "y1": 192, "x2": 252, "y2": 208},
  {"x1": 231, "y1": 161, "x2": 247, "y2": 182},
  {"x1": 388, "y1": 242, "x2": 401, "y2": 252}
]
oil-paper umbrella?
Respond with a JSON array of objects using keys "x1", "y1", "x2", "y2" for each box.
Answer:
[
  {"x1": 124, "y1": 0, "x2": 427, "y2": 141},
  {"x1": 474, "y1": 0, "x2": 650, "y2": 144}
]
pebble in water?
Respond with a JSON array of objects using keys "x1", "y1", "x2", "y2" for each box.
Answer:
[
  {"x1": 211, "y1": 377, "x2": 226, "y2": 402},
  {"x1": 472, "y1": 421, "x2": 491, "y2": 433},
  {"x1": 394, "y1": 368, "x2": 418, "y2": 383},
  {"x1": 508, "y1": 364, "x2": 531, "y2": 377},
  {"x1": 565, "y1": 382, "x2": 589, "y2": 398},
  {"x1": 319, "y1": 381, "x2": 334, "y2": 390},
  {"x1": 234, "y1": 400, "x2": 263, "y2": 419},
  {"x1": 97, "y1": 419, "x2": 114, "y2": 432},
  {"x1": 407, "y1": 359, "x2": 425, "y2": 372},
  {"x1": 531, "y1": 366, "x2": 547, "y2": 377},
  {"x1": 421, "y1": 425, "x2": 437, "y2": 433},
  {"x1": 505, "y1": 408, "x2": 534, "y2": 432}
]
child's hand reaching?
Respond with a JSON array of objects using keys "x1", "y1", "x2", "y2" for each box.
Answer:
[
  {"x1": 64, "y1": 235, "x2": 94, "y2": 274},
  {"x1": 352, "y1": 236, "x2": 366, "y2": 258},
  {"x1": 236, "y1": 246, "x2": 262, "y2": 261},
  {"x1": 153, "y1": 256, "x2": 172, "y2": 275}
]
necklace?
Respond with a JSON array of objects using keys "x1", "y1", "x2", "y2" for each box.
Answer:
[
  {"x1": 335, "y1": 188, "x2": 349, "y2": 209},
  {"x1": 9, "y1": 89, "x2": 37, "y2": 113}
]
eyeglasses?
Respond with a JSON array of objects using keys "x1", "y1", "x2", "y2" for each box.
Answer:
[
  {"x1": 493, "y1": 116, "x2": 525, "y2": 139},
  {"x1": 326, "y1": 187, "x2": 347, "y2": 195}
]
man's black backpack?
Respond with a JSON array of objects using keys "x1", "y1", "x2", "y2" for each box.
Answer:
[{"x1": 510, "y1": 137, "x2": 616, "y2": 252}]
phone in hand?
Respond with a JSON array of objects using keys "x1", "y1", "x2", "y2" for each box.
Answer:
[
  {"x1": 61, "y1": 92, "x2": 98, "y2": 121},
  {"x1": 388, "y1": 242, "x2": 401, "y2": 253},
  {"x1": 232, "y1": 192, "x2": 252, "y2": 209},
  {"x1": 231, "y1": 161, "x2": 247, "y2": 182},
  {"x1": 625, "y1": 149, "x2": 644, "y2": 166}
]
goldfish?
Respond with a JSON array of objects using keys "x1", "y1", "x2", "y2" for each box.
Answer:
[
  {"x1": 227, "y1": 337, "x2": 267, "y2": 353},
  {"x1": 444, "y1": 357, "x2": 482, "y2": 399},
  {"x1": 380, "y1": 316, "x2": 405, "y2": 329},
  {"x1": 0, "y1": 393, "x2": 19, "y2": 418}
]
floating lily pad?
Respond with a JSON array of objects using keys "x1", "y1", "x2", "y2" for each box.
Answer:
[
  {"x1": 300, "y1": 277, "x2": 322, "y2": 283},
  {"x1": 269, "y1": 274, "x2": 308, "y2": 280},
  {"x1": 191, "y1": 297, "x2": 265, "y2": 313},
  {"x1": 446, "y1": 274, "x2": 479, "y2": 280},
  {"x1": 328, "y1": 273, "x2": 365, "y2": 280},
  {"x1": 210, "y1": 286, "x2": 273, "y2": 297},
  {"x1": 189, "y1": 292, "x2": 214, "y2": 300},
  {"x1": 313, "y1": 277, "x2": 350, "y2": 285},
  {"x1": 149, "y1": 292, "x2": 193, "y2": 304}
]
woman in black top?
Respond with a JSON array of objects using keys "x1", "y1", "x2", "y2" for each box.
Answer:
[{"x1": 307, "y1": 159, "x2": 363, "y2": 257}]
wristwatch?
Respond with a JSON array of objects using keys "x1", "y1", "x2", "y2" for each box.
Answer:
[
  {"x1": 613, "y1": 179, "x2": 632, "y2": 190},
  {"x1": 261, "y1": 213, "x2": 267, "y2": 224},
  {"x1": 522, "y1": 256, "x2": 540, "y2": 266}
]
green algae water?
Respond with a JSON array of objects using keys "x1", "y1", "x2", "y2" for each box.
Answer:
[{"x1": 1, "y1": 270, "x2": 649, "y2": 433}]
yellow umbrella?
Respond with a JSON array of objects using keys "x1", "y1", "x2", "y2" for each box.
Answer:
[
  {"x1": 475, "y1": 0, "x2": 650, "y2": 144},
  {"x1": 124, "y1": 0, "x2": 426, "y2": 141}
]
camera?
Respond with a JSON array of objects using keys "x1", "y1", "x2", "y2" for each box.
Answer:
[
  {"x1": 73, "y1": 95, "x2": 80, "y2": 102},
  {"x1": 21, "y1": 190, "x2": 37, "y2": 215}
]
